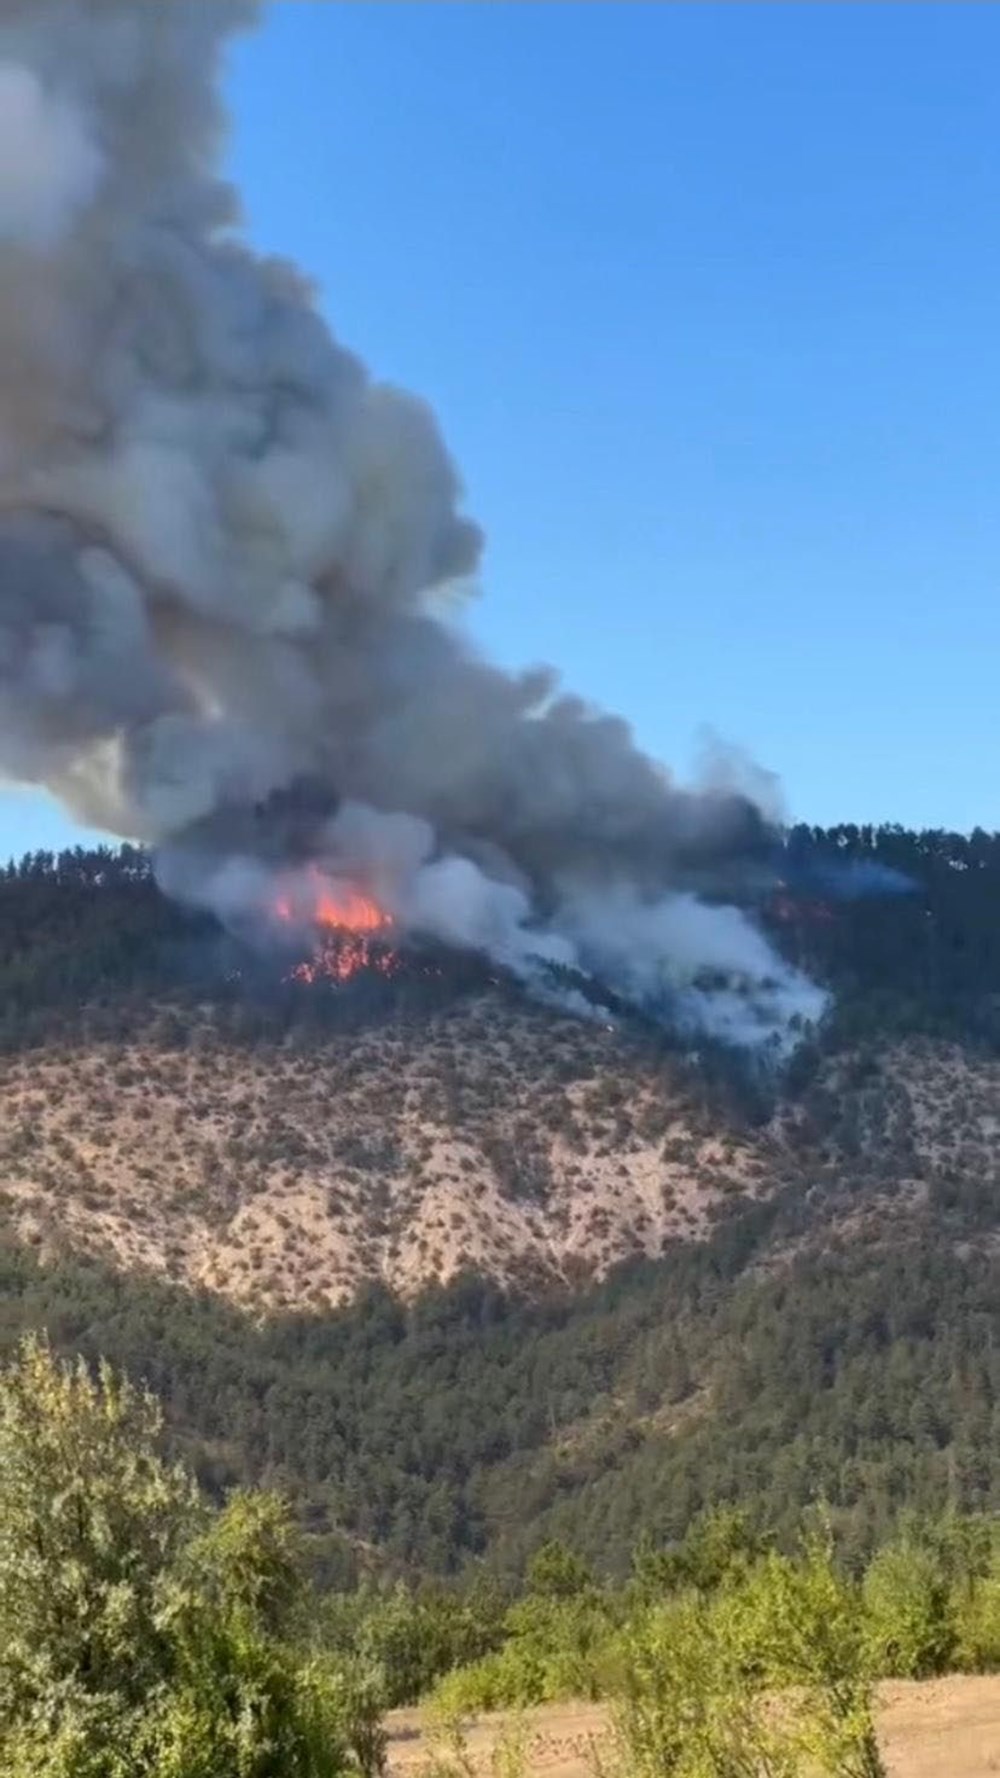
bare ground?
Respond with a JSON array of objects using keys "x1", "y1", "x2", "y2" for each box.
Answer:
[{"x1": 387, "y1": 1677, "x2": 1000, "y2": 1777}]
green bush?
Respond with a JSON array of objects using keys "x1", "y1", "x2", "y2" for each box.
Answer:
[
  {"x1": 603, "y1": 1531, "x2": 886, "y2": 1778},
  {"x1": 320, "y1": 1575, "x2": 510, "y2": 1708},
  {"x1": 0, "y1": 1336, "x2": 377, "y2": 1778},
  {"x1": 432, "y1": 1644, "x2": 550, "y2": 1714},
  {"x1": 862, "y1": 1539, "x2": 955, "y2": 1678},
  {"x1": 953, "y1": 1571, "x2": 1000, "y2": 1672},
  {"x1": 429, "y1": 1592, "x2": 619, "y2": 1712}
]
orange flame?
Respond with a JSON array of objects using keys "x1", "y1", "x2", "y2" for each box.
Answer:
[
  {"x1": 271, "y1": 863, "x2": 393, "y2": 935},
  {"x1": 271, "y1": 865, "x2": 398, "y2": 985},
  {"x1": 288, "y1": 939, "x2": 401, "y2": 986}
]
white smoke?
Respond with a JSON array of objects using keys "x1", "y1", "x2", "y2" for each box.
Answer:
[
  {"x1": 0, "y1": 61, "x2": 102, "y2": 248},
  {"x1": 557, "y1": 883, "x2": 827, "y2": 1050},
  {"x1": 0, "y1": 0, "x2": 826, "y2": 1052}
]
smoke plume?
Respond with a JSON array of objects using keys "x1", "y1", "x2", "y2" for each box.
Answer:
[{"x1": 0, "y1": 0, "x2": 825, "y2": 1049}]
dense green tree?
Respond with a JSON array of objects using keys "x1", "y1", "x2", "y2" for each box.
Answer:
[
  {"x1": 0, "y1": 1337, "x2": 375, "y2": 1778},
  {"x1": 525, "y1": 1542, "x2": 594, "y2": 1600},
  {"x1": 862, "y1": 1538, "x2": 955, "y2": 1678}
]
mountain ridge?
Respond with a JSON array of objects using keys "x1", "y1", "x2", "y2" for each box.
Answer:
[{"x1": 0, "y1": 826, "x2": 997, "y2": 1575}]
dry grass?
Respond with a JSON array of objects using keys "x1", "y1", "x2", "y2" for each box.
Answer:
[{"x1": 387, "y1": 1677, "x2": 1000, "y2": 1778}]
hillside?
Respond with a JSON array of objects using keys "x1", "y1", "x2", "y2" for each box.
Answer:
[
  {"x1": 0, "y1": 996, "x2": 770, "y2": 1311},
  {"x1": 3, "y1": 1002, "x2": 999, "y2": 1317},
  {"x1": 0, "y1": 827, "x2": 997, "y2": 1577}
]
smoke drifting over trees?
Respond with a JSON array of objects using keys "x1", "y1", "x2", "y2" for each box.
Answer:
[{"x1": 0, "y1": 0, "x2": 825, "y2": 1046}]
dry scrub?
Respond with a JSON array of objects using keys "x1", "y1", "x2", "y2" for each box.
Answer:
[{"x1": 0, "y1": 994, "x2": 996, "y2": 1314}]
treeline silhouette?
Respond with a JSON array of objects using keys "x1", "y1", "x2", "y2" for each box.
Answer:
[
  {"x1": 0, "y1": 842, "x2": 495, "y2": 1048},
  {"x1": 5, "y1": 825, "x2": 1000, "y2": 1045},
  {"x1": 768, "y1": 823, "x2": 1000, "y2": 1047}
]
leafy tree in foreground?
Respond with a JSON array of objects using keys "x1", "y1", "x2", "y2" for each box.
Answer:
[
  {"x1": 862, "y1": 1513, "x2": 1000, "y2": 1679},
  {"x1": 734, "y1": 1527, "x2": 886, "y2": 1778},
  {"x1": 861, "y1": 1536, "x2": 955, "y2": 1679},
  {"x1": 603, "y1": 1526, "x2": 886, "y2": 1778},
  {"x1": 0, "y1": 1335, "x2": 379, "y2": 1778}
]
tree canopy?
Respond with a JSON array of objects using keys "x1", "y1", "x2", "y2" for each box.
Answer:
[{"x1": 0, "y1": 1336, "x2": 379, "y2": 1778}]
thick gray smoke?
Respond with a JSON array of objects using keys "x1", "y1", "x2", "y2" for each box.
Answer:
[{"x1": 0, "y1": 0, "x2": 826, "y2": 1050}]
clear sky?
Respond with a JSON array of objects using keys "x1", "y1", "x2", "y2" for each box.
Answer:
[{"x1": 4, "y1": 1, "x2": 1000, "y2": 860}]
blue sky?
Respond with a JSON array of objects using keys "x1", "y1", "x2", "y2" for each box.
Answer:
[{"x1": 5, "y1": 2, "x2": 1000, "y2": 859}]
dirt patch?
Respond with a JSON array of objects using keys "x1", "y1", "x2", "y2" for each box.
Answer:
[{"x1": 387, "y1": 1676, "x2": 1000, "y2": 1778}]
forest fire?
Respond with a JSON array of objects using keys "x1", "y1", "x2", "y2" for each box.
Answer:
[
  {"x1": 271, "y1": 865, "x2": 390, "y2": 936},
  {"x1": 286, "y1": 938, "x2": 401, "y2": 986},
  {"x1": 271, "y1": 866, "x2": 401, "y2": 985}
]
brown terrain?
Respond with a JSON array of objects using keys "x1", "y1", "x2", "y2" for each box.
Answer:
[
  {"x1": 387, "y1": 1679, "x2": 1000, "y2": 1778},
  {"x1": 0, "y1": 987, "x2": 997, "y2": 1312}
]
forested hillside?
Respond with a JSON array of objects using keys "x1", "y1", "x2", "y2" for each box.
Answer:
[
  {"x1": 0, "y1": 1168, "x2": 995, "y2": 1581},
  {"x1": 5, "y1": 822, "x2": 1000, "y2": 1044},
  {"x1": 0, "y1": 827, "x2": 997, "y2": 1579}
]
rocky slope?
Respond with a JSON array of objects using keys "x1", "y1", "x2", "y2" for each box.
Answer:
[
  {"x1": 2, "y1": 979, "x2": 998, "y2": 1314},
  {"x1": 0, "y1": 994, "x2": 764, "y2": 1311}
]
